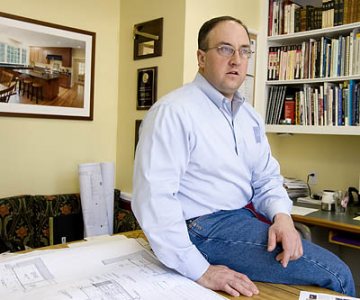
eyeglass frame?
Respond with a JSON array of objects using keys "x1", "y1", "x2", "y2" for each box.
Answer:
[{"x1": 201, "y1": 44, "x2": 254, "y2": 59}]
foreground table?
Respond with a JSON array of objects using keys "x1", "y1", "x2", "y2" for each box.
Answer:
[{"x1": 123, "y1": 230, "x2": 344, "y2": 300}]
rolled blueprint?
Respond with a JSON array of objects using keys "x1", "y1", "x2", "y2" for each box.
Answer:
[{"x1": 79, "y1": 162, "x2": 115, "y2": 237}]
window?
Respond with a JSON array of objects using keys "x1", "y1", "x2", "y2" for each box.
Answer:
[
  {"x1": 0, "y1": 42, "x2": 27, "y2": 65},
  {"x1": 0, "y1": 43, "x2": 5, "y2": 63},
  {"x1": 78, "y1": 62, "x2": 85, "y2": 75}
]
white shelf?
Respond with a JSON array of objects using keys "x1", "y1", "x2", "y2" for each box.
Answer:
[
  {"x1": 266, "y1": 125, "x2": 360, "y2": 135},
  {"x1": 264, "y1": 5, "x2": 360, "y2": 136},
  {"x1": 268, "y1": 22, "x2": 360, "y2": 44},
  {"x1": 266, "y1": 75, "x2": 360, "y2": 85}
]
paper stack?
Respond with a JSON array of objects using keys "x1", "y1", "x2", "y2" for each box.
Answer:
[{"x1": 283, "y1": 177, "x2": 309, "y2": 200}]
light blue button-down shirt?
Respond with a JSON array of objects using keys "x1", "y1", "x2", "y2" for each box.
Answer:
[{"x1": 132, "y1": 73, "x2": 292, "y2": 281}]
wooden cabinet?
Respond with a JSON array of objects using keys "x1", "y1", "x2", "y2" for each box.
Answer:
[
  {"x1": 29, "y1": 47, "x2": 72, "y2": 67},
  {"x1": 59, "y1": 73, "x2": 71, "y2": 88}
]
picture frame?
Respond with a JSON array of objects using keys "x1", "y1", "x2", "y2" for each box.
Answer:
[
  {"x1": 134, "y1": 119, "x2": 142, "y2": 157},
  {"x1": 0, "y1": 12, "x2": 95, "y2": 120},
  {"x1": 136, "y1": 66, "x2": 157, "y2": 110},
  {"x1": 133, "y1": 18, "x2": 163, "y2": 60}
]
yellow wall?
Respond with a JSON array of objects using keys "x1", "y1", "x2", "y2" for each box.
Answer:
[
  {"x1": 0, "y1": 0, "x2": 120, "y2": 197},
  {"x1": 117, "y1": 0, "x2": 263, "y2": 194},
  {"x1": 1, "y1": 0, "x2": 359, "y2": 198},
  {"x1": 117, "y1": 0, "x2": 186, "y2": 193},
  {"x1": 183, "y1": 0, "x2": 262, "y2": 83},
  {"x1": 271, "y1": 134, "x2": 360, "y2": 194}
]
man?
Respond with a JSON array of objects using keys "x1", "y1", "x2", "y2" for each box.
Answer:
[{"x1": 132, "y1": 16, "x2": 355, "y2": 297}]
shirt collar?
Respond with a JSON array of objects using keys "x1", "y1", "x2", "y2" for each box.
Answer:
[{"x1": 194, "y1": 73, "x2": 245, "y2": 116}]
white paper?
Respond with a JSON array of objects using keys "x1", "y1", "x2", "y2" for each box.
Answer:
[
  {"x1": 0, "y1": 237, "x2": 225, "y2": 300},
  {"x1": 79, "y1": 162, "x2": 115, "y2": 237},
  {"x1": 247, "y1": 37, "x2": 256, "y2": 76},
  {"x1": 239, "y1": 75, "x2": 255, "y2": 106},
  {"x1": 100, "y1": 162, "x2": 115, "y2": 234},
  {"x1": 299, "y1": 291, "x2": 359, "y2": 300},
  {"x1": 291, "y1": 206, "x2": 319, "y2": 216}
]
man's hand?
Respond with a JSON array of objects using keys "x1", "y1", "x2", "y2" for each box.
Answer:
[
  {"x1": 196, "y1": 265, "x2": 259, "y2": 297},
  {"x1": 267, "y1": 213, "x2": 303, "y2": 268}
]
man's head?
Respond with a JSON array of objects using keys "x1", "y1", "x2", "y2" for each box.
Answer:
[{"x1": 197, "y1": 16, "x2": 251, "y2": 100}]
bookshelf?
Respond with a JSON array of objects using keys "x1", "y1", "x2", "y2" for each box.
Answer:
[{"x1": 264, "y1": 0, "x2": 360, "y2": 135}]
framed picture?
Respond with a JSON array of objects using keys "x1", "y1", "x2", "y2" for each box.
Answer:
[
  {"x1": 134, "y1": 119, "x2": 142, "y2": 157},
  {"x1": 136, "y1": 66, "x2": 157, "y2": 110},
  {"x1": 0, "y1": 12, "x2": 95, "y2": 120},
  {"x1": 133, "y1": 18, "x2": 163, "y2": 60}
]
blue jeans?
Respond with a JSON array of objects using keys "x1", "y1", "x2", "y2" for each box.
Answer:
[{"x1": 187, "y1": 208, "x2": 356, "y2": 297}]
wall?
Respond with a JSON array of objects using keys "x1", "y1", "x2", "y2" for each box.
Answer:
[
  {"x1": 117, "y1": 0, "x2": 186, "y2": 193},
  {"x1": 253, "y1": 2, "x2": 360, "y2": 194},
  {"x1": 117, "y1": 0, "x2": 263, "y2": 194},
  {"x1": 183, "y1": 0, "x2": 262, "y2": 84},
  {"x1": 272, "y1": 134, "x2": 360, "y2": 194},
  {"x1": 0, "y1": 0, "x2": 120, "y2": 197}
]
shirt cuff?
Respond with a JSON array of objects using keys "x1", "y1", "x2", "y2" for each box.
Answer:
[
  {"x1": 177, "y1": 247, "x2": 210, "y2": 281},
  {"x1": 266, "y1": 200, "x2": 292, "y2": 222}
]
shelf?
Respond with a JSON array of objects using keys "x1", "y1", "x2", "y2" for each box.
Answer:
[
  {"x1": 264, "y1": 2, "x2": 360, "y2": 136},
  {"x1": 266, "y1": 125, "x2": 360, "y2": 135},
  {"x1": 266, "y1": 75, "x2": 360, "y2": 85},
  {"x1": 268, "y1": 22, "x2": 360, "y2": 44}
]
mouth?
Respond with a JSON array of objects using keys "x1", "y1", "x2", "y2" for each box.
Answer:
[{"x1": 226, "y1": 71, "x2": 239, "y2": 76}]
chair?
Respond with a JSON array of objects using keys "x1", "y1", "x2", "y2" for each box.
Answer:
[
  {"x1": 31, "y1": 81, "x2": 43, "y2": 104},
  {"x1": 22, "y1": 78, "x2": 33, "y2": 98},
  {"x1": 0, "y1": 71, "x2": 14, "y2": 87},
  {"x1": 0, "y1": 82, "x2": 16, "y2": 103}
]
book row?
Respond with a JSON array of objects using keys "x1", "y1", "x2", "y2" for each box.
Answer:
[
  {"x1": 267, "y1": 29, "x2": 360, "y2": 80},
  {"x1": 268, "y1": 0, "x2": 360, "y2": 37},
  {"x1": 265, "y1": 81, "x2": 360, "y2": 126}
]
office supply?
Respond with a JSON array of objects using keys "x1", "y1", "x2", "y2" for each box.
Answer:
[
  {"x1": 78, "y1": 162, "x2": 115, "y2": 237},
  {"x1": 291, "y1": 206, "x2": 319, "y2": 216},
  {"x1": 0, "y1": 236, "x2": 225, "y2": 300},
  {"x1": 297, "y1": 196, "x2": 322, "y2": 206},
  {"x1": 321, "y1": 190, "x2": 336, "y2": 211},
  {"x1": 284, "y1": 177, "x2": 309, "y2": 199},
  {"x1": 299, "y1": 290, "x2": 359, "y2": 300}
]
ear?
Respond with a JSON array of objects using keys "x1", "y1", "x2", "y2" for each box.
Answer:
[{"x1": 197, "y1": 49, "x2": 206, "y2": 68}]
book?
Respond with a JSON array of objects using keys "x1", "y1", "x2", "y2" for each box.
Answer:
[{"x1": 284, "y1": 95, "x2": 295, "y2": 124}]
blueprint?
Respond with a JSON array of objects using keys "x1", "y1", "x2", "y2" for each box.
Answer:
[{"x1": 0, "y1": 237, "x2": 225, "y2": 300}]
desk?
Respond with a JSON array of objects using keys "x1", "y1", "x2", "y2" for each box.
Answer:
[
  {"x1": 292, "y1": 205, "x2": 360, "y2": 234},
  {"x1": 123, "y1": 230, "x2": 344, "y2": 300}
]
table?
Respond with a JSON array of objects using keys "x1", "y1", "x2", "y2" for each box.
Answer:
[
  {"x1": 292, "y1": 204, "x2": 360, "y2": 234},
  {"x1": 123, "y1": 230, "x2": 344, "y2": 299},
  {"x1": 13, "y1": 69, "x2": 60, "y2": 100}
]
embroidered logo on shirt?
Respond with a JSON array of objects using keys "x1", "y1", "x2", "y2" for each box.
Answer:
[{"x1": 253, "y1": 127, "x2": 261, "y2": 143}]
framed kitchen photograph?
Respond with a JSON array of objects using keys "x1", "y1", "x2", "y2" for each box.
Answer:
[
  {"x1": 0, "y1": 12, "x2": 95, "y2": 120},
  {"x1": 136, "y1": 66, "x2": 157, "y2": 110}
]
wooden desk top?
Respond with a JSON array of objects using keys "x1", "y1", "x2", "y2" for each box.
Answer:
[
  {"x1": 292, "y1": 205, "x2": 360, "y2": 234},
  {"x1": 123, "y1": 230, "x2": 344, "y2": 300}
]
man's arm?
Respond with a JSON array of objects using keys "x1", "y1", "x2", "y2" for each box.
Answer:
[
  {"x1": 249, "y1": 121, "x2": 303, "y2": 266},
  {"x1": 132, "y1": 103, "x2": 209, "y2": 280}
]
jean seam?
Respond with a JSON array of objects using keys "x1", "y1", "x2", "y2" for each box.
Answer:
[
  {"x1": 301, "y1": 254, "x2": 347, "y2": 294},
  {"x1": 188, "y1": 228, "x2": 268, "y2": 248}
]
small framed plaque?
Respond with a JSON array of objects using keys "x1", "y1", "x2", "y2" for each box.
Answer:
[{"x1": 137, "y1": 67, "x2": 157, "y2": 110}]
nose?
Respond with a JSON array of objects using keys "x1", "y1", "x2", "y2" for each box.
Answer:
[{"x1": 229, "y1": 50, "x2": 242, "y2": 65}]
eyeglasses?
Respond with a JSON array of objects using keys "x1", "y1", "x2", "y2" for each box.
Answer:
[{"x1": 203, "y1": 45, "x2": 253, "y2": 59}]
